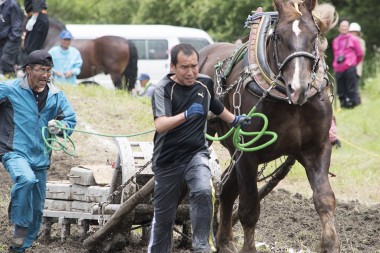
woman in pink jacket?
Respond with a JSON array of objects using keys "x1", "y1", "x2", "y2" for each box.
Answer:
[{"x1": 332, "y1": 19, "x2": 363, "y2": 109}]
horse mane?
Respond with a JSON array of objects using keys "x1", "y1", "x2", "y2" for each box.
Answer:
[
  {"x1": 313, "y1": 3, "x2": 338, "y2": 33},
  {"x1": 313, "y1": 3, "x2": 338, "y2": 58}
]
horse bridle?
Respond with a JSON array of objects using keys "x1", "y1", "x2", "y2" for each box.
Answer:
[{"x1": 271, "y1": 16, "x2": 321, "y2": 80}]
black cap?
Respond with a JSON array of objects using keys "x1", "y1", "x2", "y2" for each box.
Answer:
[{"x1": 22, "y1": 50, "x2": 54, "y2": 68}]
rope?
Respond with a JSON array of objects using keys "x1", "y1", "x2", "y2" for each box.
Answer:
[
  {"x1": 44, "y1": 100, "x2": 277, "y2": 156},
  {"x1": 42, "y1": 120, "x2": 155, "y2": 156},
  {"x1": 206, "y1": 106, "x2": 277, "y2": 152},
  {"x1": 329, "y1": 131, "x2": 380, "y2": 159}
]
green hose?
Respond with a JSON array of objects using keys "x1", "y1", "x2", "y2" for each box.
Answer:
[
  {"x1": 42, "y1": 121, "x2": 155, "y2": 156},
  {"x1": 43, "y1": 106, "x2": 277, "y2": 156},
  {"x1": 206, "y1": 106, "x2": 277, "y2": 152}
]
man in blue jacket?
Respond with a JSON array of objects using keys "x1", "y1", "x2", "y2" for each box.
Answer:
[
  {"x1": 0, "y1": 49, "x2": 76, "y2": 252},
  {"x1": 0, "y1": 0, "x2": 23, "y2": 78}
]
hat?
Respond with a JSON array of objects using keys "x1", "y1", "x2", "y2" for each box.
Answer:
[
  {"x1": 22, "y1": 50, "x2": 54, "y2": 68},
  {"x1": 138, "y1": 73, "x2": 150, "y2": 81},
  {"x1": 349, "y1": 22, "x2": 361, "y2": 32},
  {"x1": 60, "y1": 30, "x2": 73, "y2": 40}
]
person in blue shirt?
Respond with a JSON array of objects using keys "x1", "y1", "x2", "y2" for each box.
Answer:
[
  {"x1": 0, "y1": 0, "x2": 23, "y2": 78},
  {"x1": 0, "y1": 49, "x2": 76, "y2": 252},
  {"x1": 48, "y1": 30, "x2": 83, "y2": 85}
]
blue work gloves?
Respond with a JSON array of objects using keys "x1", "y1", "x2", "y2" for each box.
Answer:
[
  {"x1": 231, "y1": 115, "x2": 251, "y2": 128},
  {"x1": 184, "y1": 103, "x2": 204, "y2": 120}
]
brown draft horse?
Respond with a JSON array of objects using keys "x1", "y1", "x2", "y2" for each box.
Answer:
[
  {"x1": 199, "y1": 0, "x2": 339, "y2": 252},
  {"x1": 43, "y1": 18, "x2": 138, "y2": 90}
]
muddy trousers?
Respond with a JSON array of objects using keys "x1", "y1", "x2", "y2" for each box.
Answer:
[
  {"x1": 2, "y1": 153, "x2": 47, "y2": 252},
  {"x1": 148, "y1": 152, "x2": 216, "y2": 253}
]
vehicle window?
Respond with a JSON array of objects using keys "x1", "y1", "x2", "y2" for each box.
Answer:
[
  {"x1": 131, "y1": 39, "x2": 168, "y2": 60},
  {"x1": 178, "y1": 38, "x2": 211, "y2": 51}
]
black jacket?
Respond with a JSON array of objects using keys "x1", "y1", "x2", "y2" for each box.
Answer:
[{"x1": 0, "y1": 0, "x2": 23, "y2": 41}]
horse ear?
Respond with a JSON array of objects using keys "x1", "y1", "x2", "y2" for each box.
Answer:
[
  {"x1": 304, "y1": 0, "x2": 317, "y2": 12},
  {"x1": 274, "y1": 0, "x2": 283, "y2": 13}
]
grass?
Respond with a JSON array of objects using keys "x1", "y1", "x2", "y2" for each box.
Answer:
[{"x1": 59, "y1": 76, "x2": 380, "y2": 205}]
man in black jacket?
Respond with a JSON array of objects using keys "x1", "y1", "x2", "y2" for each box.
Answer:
[
  {"x1": 18, "y1": 0, "x2": 49, "y2": 67},
  {"x1": 0, "y1": 0, "x2": 23, "y2": 78}
]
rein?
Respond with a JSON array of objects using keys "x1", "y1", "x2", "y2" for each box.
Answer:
[{"x1": 271, "y1": 18, "x2": 321, "y2": 75}]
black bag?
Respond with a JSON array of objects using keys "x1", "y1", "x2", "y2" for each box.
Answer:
[
  {"x1": 337, "y1": 55, "x2": 345, "y2": 63},
  {"x1": 337, "y1": 37, "x2": 348, "y2": 64}
]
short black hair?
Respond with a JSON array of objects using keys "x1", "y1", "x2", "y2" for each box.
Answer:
[{"x1": 170, "y1": 43, "x2": 199, "y2": 66}]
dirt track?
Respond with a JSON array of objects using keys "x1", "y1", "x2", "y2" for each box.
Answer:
[{"x1": 1, "y1": 156, "x2": 379, "y2": 252}]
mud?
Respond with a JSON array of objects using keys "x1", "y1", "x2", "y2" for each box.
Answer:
[{"x1": 1, "y1": 159, "x2": 379, "y2": 252}]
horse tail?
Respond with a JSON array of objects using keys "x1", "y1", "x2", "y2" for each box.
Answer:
[{"x1": 124, "y1": 40, "x2": 138, "y2": 91}]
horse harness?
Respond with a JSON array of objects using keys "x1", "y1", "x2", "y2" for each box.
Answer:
[{"x1": 214, "y1": 11, "x2": 332, "y2": 108}]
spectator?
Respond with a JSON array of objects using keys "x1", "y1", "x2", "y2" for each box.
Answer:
[
  {"x1": 349, "y1": 22, "x2": 366, "y2": 87},
  {"x1": 137, "y1": 73, "x2": 156, "y2": 97},
  {"x1": 48, "y1": 30, "x2": 83, "y2": 85},
  {"x1": 0, "y1": 0, "x2": 23, "y2": 78},
  {"x1": 19, "y1": 0, "x2": 49, "y2": 66},
  {"x1": 148, "y1": 43, "x2": 251, "y2": 253},
  {"x1": 332, "y1": 19, "x2": 363, "y2": 109},
  {"x1": 0, "y1": 49, "x2": 76, "y2": 253}
]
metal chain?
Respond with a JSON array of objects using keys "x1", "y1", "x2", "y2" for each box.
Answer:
[
  {"x1": 97, "y1": 159, "x2": 153, "y2": 225},
  {"x1": 215, "y1": 60, "x2": 224, "y2": 96},
  {"x1": 232, "y1": 76, "x2": 243, "y2": 116}
]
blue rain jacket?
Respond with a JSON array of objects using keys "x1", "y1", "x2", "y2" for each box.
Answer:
[{"x1": 0, "y1": 77, "x2": 76, "y2": 169}]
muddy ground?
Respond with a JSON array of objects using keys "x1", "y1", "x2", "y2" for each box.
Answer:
[{"x1": 1, "y1": 151, "x2": 379, "y2": 253}]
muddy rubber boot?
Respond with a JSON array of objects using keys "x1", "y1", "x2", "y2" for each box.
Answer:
[{"x1": 11, "y1": 225, "x2": 27, "y2": 248}]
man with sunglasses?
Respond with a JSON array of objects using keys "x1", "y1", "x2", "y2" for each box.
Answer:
[{"x1": 0, "y1": 49, "x2": 76, "y2": 252}]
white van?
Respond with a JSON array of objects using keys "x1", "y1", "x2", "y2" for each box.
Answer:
[{"x1": 65, "y1": 24, "x2": 214, "y2": 88}]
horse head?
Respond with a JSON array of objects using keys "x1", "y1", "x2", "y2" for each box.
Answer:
[{"x1": 269, "y1": 0, "x2": 322, "y2": 105}]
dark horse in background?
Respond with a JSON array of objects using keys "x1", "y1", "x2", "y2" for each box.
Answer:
[
  {"x1": 43, "y1": 18, "x2": 138, "y2": 90},
  {"x1": 199, "y1": 0, "x2": 340, "y2": 252}
]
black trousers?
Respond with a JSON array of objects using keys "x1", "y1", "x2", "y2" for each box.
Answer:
[
  {"x1": 0, "y1": 37, "x2": 22, "y2": 75},
  {"x1": 336, "y1": 66, "x2": 360, "y2": 108},
  {"x1": 24, "y1": 13, "x2": 49, "y2": 54}
]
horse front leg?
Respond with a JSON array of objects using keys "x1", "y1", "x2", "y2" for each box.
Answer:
[
  {"x1": 217, "y1": 166, "x2": 239, "y2": 253},
  {"x1": 300, "y1": 144, "x2": 340, "y2": 253},
  {"x1": 236, "y1": 156, "x2": 260, "y2": 253}
]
